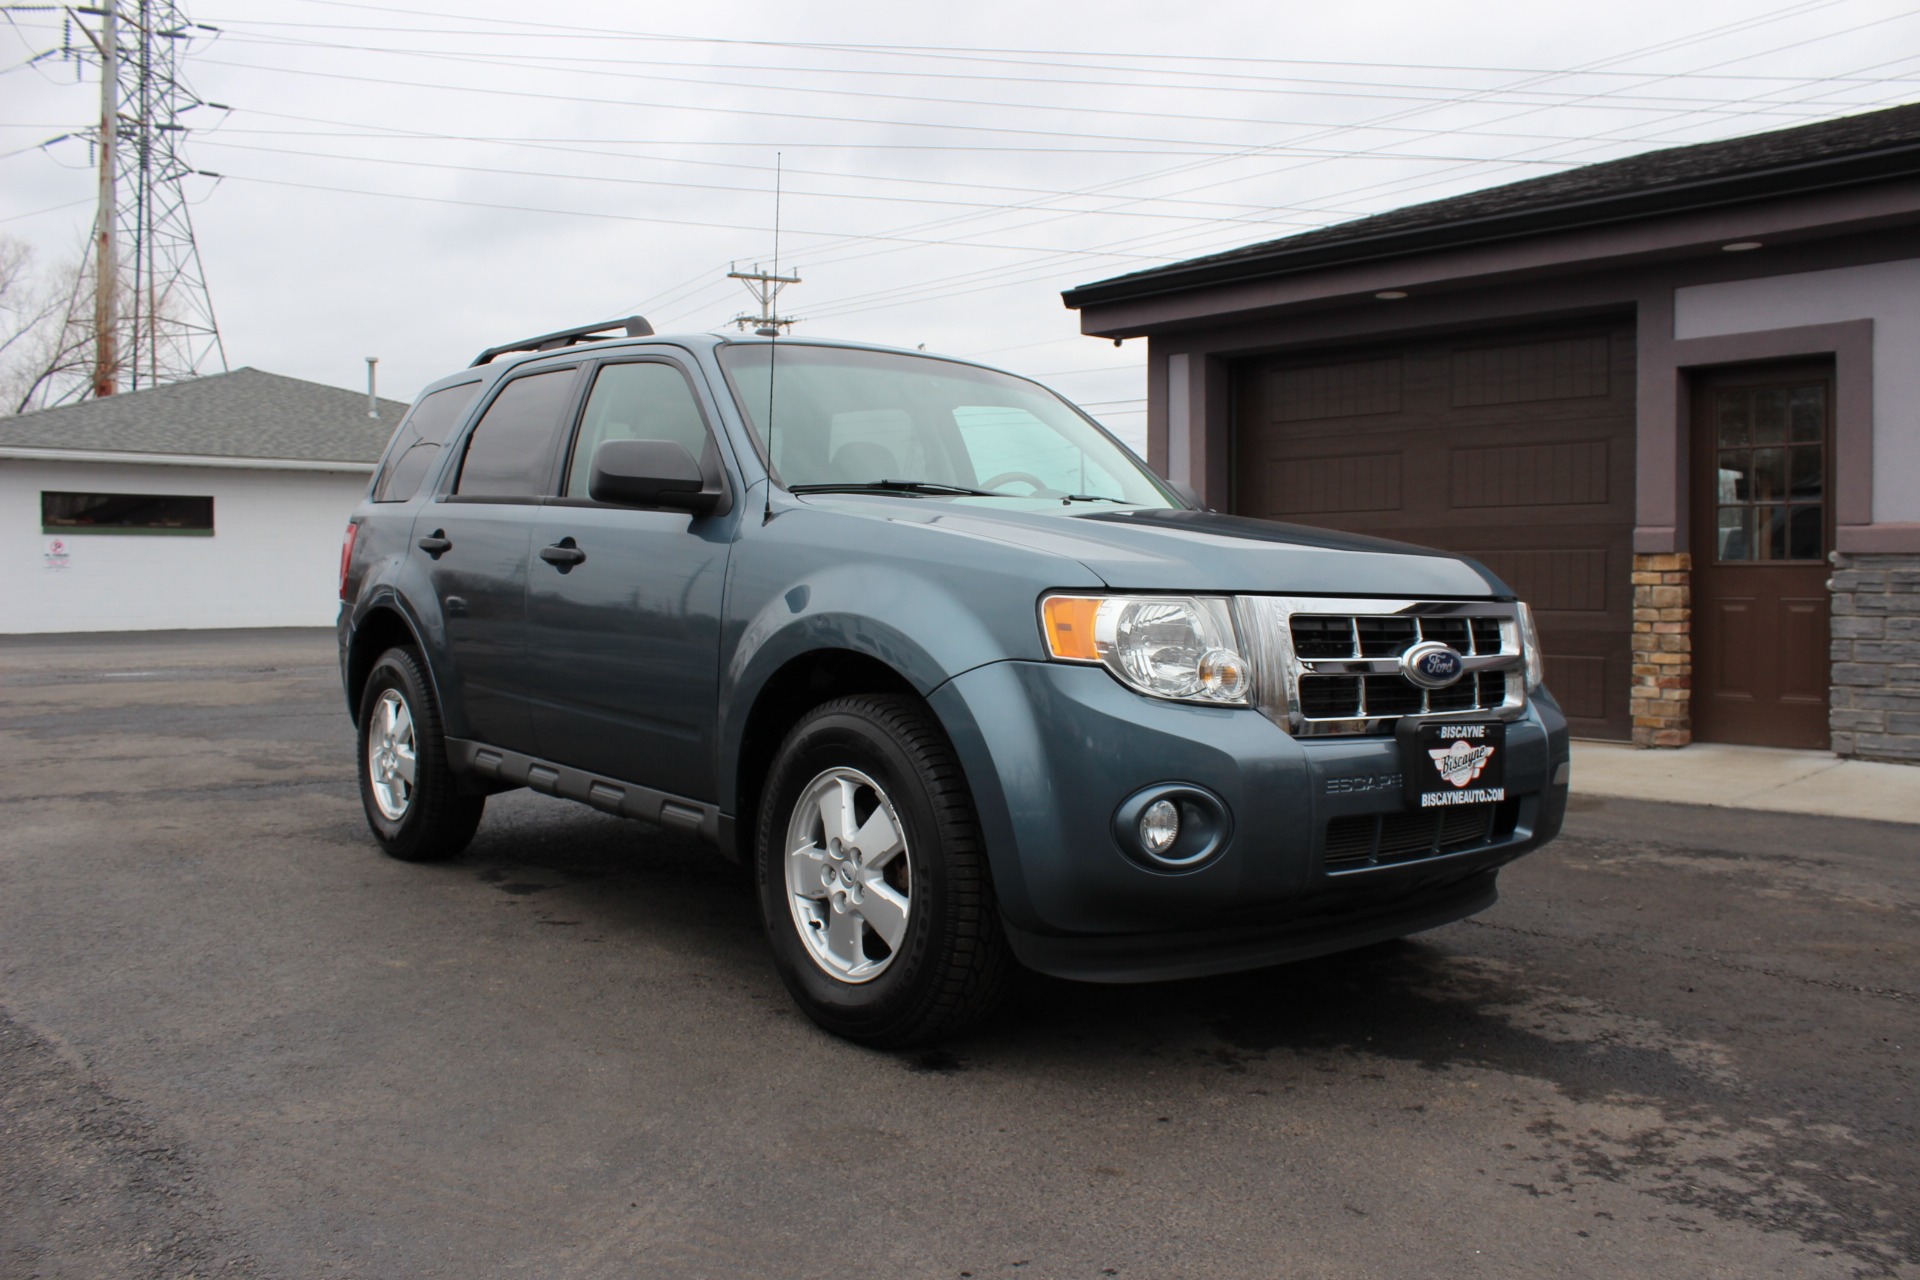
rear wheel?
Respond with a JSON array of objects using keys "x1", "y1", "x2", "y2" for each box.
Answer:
[
  {"x1": 756, "y1": 694, "x2": 1011, "y2": 1047},
  {"x1": 356, "y1": 647, "x2": 483, "y2": 863}
]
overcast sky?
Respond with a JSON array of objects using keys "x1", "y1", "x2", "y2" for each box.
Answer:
[{"x1": 4, "y1": 0, "x2": 1917, "y2": 450}]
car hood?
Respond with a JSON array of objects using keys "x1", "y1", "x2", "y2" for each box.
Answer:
[{"x1": 798, "y1": 497, "x2": 1511, "y2": 597}]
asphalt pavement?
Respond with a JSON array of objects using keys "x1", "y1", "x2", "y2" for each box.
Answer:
[{"x1": 1, "y1": 629, "x2": 1915, "y2": 1279}]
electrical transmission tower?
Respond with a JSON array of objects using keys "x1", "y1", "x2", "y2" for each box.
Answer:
[{"x1": 38, "y1": 1, "x2": 228, "y2": 402}]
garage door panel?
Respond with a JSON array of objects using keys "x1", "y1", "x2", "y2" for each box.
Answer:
[
  {"x1": 1450, "y1": 334, "x2": 1612, "y2": 407},
  {"x1": 1545, "y1": 654, "x2": 1612, "y2": 723},
  {"x1": 1474, "y1": 548, "x2": 1615, "y2": 614},
  {"x1": 1270, "y1": 357, "x2": 1403, "y2": 421},
  {"x1": 1234, "y1": 322, "x2": 1636, "y2": 740},
  {"x1": 1268, "y1": 451, "x2": 1403, "y2": 515},
  {"x1": 1448, "y1": 438, "x2": 1613, "y2": 509}
]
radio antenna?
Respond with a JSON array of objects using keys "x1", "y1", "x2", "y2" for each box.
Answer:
[{"x1": 762, "y1": 154, "x2": 783, "y2": 522}]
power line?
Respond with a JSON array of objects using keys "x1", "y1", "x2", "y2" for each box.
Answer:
[
  {"x1": 787, "y1": 7, "x2": 1911, "y2": 321},
  {"x1": 733, "y1": 0, "x2": 1890, "y2": 319},
  {"x1": 190, "y1": 23, "x2": 1912, "y2": 118},
  {"x1": 213, "y1": 0, "x2": 1920, "y2": 85},
  {"x1": 210, "y1": 172, "x2": 1170, "y2": 259}
]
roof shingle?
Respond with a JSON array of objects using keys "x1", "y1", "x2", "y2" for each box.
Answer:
[
  {"x1": 1065, "y1": 101, "x2": 1920, "y2": 308},
  {"x1": 0, "y1": 368, "x2": 410, "y2": 464}
]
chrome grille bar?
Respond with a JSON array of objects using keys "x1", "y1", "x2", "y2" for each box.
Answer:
[{"x1": 1232, "y1": 596, "x2": 1528, "y2": 737}]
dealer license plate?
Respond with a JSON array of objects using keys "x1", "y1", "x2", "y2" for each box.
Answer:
[{"x1": 1397, "y1": 719, "x2": 1507, "y2": 810}]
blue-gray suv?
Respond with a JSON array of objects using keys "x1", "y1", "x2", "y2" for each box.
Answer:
[{"x1": 338, "y1": 317, "x2": 1571, "y2": 1047}]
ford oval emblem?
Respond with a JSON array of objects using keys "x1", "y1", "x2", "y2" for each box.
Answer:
[{"x1": 1401, "y1": 640, "x2": 1466, "y2": 690}]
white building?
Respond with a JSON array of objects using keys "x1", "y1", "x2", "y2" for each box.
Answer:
[{"x1": 1, "y1": 369, "x2": 406, "y2": 633}]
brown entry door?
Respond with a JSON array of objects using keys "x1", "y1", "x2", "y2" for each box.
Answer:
[{"x1": 1690, "y1": 367, "x2": 1831, "y2": 749}]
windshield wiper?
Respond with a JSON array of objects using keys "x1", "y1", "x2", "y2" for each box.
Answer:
[
  {"x1": 1061, "y1": 493, "x2": 1123, "y2": 503},
  {"x1": 788, "y1": 479, "x2": 999, "y2": 497}
]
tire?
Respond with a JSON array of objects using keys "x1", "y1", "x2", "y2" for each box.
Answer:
[
  {"x1": 356, "y1": 646, "x2": 484, "y2": 863},
  {"x1": 755, "y1": 694, "x2": 1012, "y2": 1048}
]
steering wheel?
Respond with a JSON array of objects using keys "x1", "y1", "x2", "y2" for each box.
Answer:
[{"x1": 981, "y1": 470, "x2": 1052, "y2": 494}]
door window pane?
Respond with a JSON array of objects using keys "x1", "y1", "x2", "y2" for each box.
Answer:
[
  {"x1": 1716, "y1": 452, "x2": 1749, "y2": 503},
  {"x1": 454, "y1": 369, "x2": 578, "y2": 498},
  {"x1": 1715, "y1": 392, "x2": 1748, "y2": 447},
  {"x1": 1716, "y1": 506, "x2": 1751, "y2": 561},
  {"x1": 1750, "y1": 447, "x2": 1786, "y2": 502},
  {"x1": 1788, "y1": 446, "x2": 1822, "y2": 501},
  {"x1": 565, "y1": 362, "x2": 711, "y2": 497},
  {"x1": 1787, "y1": 505, "x2": 1822, "y2": 561},
  {"x1": 1758, "y1": 505, "x2": 1790, "y2": 561},
  {"x1": 1710, "y1": 381, "x2": 1825, "y2": 563},
  {"x1": 1751, "y1": 389, "x2": 1789, "y2": 444},
  {"x1": 1789, "y1": 387, "x2": 1822, "y2": 442}
]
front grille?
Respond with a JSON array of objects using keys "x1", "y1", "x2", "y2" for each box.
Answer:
[
  {"x1": 1324, "y1": 801, "x2": 1514, "y2": 873},
  {"x1": 1297, "y1": 670, "x2": 1506, "y2": 720},
  {"x1": 1235, "y1": 597, "x2": 1526, "y2": 736}
]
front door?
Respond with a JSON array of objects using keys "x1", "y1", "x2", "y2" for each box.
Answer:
[
  {"x1": 1689, "y1": 366, "x2": 1831, "y2": 749},
  {"x1": 524, "y1": 356, "x2": 736, "y2": 802}
]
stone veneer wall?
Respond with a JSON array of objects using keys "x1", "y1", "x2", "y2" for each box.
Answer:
[
  {"x1": 1630, "y1": 553, "x2": 1692, "y2": 748},
  {"x1": 1829, "y1": 551, "x2": 1920, "y2": 763}
]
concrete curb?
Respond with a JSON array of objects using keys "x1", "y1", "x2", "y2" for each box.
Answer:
[{"x1": 1570, "y1": 739, "x2": 1920, "y2": 825}]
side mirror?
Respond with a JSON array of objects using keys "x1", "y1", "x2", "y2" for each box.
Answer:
[{"x1": 588, "y1": 439, "x2": 723, "y2": 514}]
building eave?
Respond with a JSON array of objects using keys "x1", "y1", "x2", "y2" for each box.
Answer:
[
  {"x1": 1062, "y1": 137, "x2": 1920, "y2": 313},
  {"x1": 0, "y1": 447, "x2": 376, "y2": 473}
]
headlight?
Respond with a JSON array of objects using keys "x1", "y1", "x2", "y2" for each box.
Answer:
[
  {"x1": 1516, "y1": 601, "x2": 1545, "y2": 692},
  {"x1": 1041, "y1": 594, "x2": 1250, "y2": 705}
]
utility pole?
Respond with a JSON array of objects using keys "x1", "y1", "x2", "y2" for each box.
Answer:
[
  {"x1": 15, "y1": 0, "x2": 228, "y2": 407},
  {"x1": 92, "y1": 4, "x2": 119, "y2": 398},
  {"x1": 729, "y1": 263, "x2": 801, "y2": 337}
]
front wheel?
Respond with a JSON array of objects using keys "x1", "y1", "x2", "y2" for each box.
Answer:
[
  {"x1": 756, "y1": 695, "x2": 1012, "y2": 1047},
  {"x1": 356, "y1": 647, "x2": 484, "y2": 863}
]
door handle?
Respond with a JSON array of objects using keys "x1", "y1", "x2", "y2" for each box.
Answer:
[
  {"x1": 539, "y1": 538, "x2": 586, "y2": 570},
  {"x1": 417, "y1": 531, "x2": 452, "y2": 558}
]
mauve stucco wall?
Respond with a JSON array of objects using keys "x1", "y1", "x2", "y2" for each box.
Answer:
[
  {"x1": 1674, "y1": 257, "x2": 1920, "y2": 525},
  {"x1": 2, "y1": 459, "x2": 369, "y2": 633}
]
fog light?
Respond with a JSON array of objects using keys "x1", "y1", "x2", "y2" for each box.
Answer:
[{"x1": 1140, "y1": 799, "x2": 1180, "y2": 856}]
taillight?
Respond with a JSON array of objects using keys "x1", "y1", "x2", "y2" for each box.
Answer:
[{"x1": 339, "y1": 521, "x2": 360, "y2": 600}]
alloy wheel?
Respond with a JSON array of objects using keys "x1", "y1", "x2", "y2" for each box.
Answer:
[{"x1": 783, "y1": 766, "x2": 913, "y2": 983}]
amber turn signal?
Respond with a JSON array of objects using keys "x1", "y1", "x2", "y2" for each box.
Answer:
[{"x1": 1041, "y1": 595, "x2": 1101, "y2": 662}]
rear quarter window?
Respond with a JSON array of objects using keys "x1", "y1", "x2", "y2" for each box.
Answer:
[{"x1": 372, "y1": 381, "x2": 483, "y2": 502}]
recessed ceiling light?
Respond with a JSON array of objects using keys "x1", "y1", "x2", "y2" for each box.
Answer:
[
  {"x1": 1722, "y1": 241, "x2": 1764, "y2": 252},
  {"x1": 1375, "y1": 290, "x2": 1408, "y2": 299}
]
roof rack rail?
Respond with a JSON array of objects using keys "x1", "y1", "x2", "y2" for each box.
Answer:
[{"x1": 469, "y1": 316, "x2": 654, "y2": 367}]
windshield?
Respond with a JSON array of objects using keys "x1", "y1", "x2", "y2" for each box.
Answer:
[{"x1": 718, "y1": 343, "x2": 1176, "y2": 507}]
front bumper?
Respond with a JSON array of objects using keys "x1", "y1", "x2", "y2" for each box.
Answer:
[{"x1": 929, "y1": 660, "x2": 1569, "y2": 982}]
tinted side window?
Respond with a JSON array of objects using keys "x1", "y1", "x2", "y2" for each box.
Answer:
[
  {"x1": 372, "y1": 381, "x2": 482, "y2": 502},
  {"x1": 564, "y1": 362, "x2": 712, "y2": 497},
  {"x1": 453, "y1": 369, "x2": 578, "y2": 498}
]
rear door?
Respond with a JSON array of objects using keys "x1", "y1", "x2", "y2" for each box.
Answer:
[
  {"x1": 523, "y1": 355, "x2": 738, "y2": 801},
  {"x1": 420, "y1": 365, "x2": 581, "y2": 751}
]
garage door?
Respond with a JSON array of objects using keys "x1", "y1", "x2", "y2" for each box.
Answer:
[{"x1": 1233, "y1": 323, "x2": 1636, "y2": 740}]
